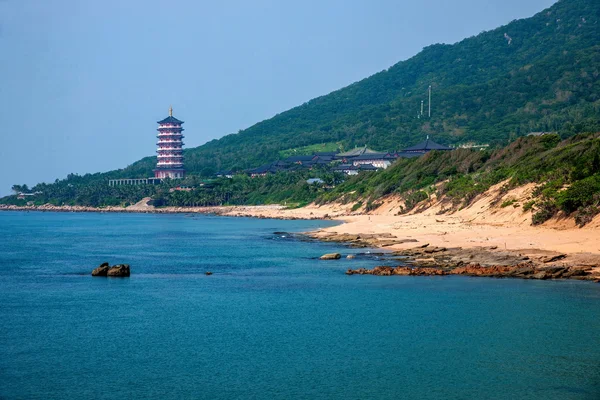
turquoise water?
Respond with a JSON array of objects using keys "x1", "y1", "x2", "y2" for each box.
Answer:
[{"x1": 1, "y1": 212, "x2": 600, "y2": 399}]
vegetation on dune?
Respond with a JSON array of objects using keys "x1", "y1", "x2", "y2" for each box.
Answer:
[{"x1": 317, "y1": 133, "x2": 600, "y2": 225}]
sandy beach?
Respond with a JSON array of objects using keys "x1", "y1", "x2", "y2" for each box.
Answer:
[{"x1": 3, "y1": 182, "x2": 600, "y2": 273}]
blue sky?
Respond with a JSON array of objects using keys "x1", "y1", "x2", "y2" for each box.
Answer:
[{"x1": 0, "y1": 0, "x2": 556, "y2": 195}]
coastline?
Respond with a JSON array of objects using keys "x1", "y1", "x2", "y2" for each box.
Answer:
[{"x1": 3, "y1": 200, "x2": 600, "y2": 281}]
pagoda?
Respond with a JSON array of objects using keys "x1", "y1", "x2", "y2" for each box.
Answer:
[{"x1": 154, "y1": 106, "x2": 185, "y2": 179}]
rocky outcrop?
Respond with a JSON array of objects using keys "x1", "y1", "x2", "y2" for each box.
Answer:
[
  {"x1": 92, "y1": 263, "x2": 130, "y2": 277},
  {"x1": 346, "y1": 266, "x2": 447, "y2": 276},
  {"x1": 106, "y1": 264, "x2": 130, "y2": 277},
  {"x1": 345, "y1": 262, "x2": 597, "y2": 281},
  {"x1": 91, "y1": 262, "x2": 110, "y2": 276},
  {"x1": 320, "y1": 253, "x2": 342, "y2": 260},
  {"x1": 317, "y1": 232, "x2": 412, "y2": 248}
]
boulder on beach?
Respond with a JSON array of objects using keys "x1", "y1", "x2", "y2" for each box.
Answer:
[
  {"x1": 106, "y1": 264, "x2": 130, "y2": 277},
  {"x1": 320, "y1": 253, "x2": 341, "y2": 260},
  {"x1": 91, "y1": 262, "x2": 110, "y2": 277}
]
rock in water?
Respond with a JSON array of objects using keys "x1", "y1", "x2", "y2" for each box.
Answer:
[
  {"x1": 346, "y1": 254, "x2": 356, "y2": 259},
  {"x1": 106, "y1": 264, "x2": 130, "y2": 277},
  {"x1": 91, "y1": 262, "x2": 110, "y2": 277},
  {"x1": 320, "y1": 253, "x2": 341, "y2": 260}
]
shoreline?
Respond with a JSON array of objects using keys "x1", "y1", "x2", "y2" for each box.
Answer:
[{"x1": 3, "y1": 202, "x2": 600, "y2": 281}]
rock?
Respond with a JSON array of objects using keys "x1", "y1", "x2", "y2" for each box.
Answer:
[
  {"x1": 379, "y1": 240, "x2": 400, "y2": 247},
  {"x1": 320, "y1": 253, "x2": 341, "y2": 260},
  {"x1": 417, "y1": 244, "x2": 430, "y2": 248},
  {"x1": 91, "y1": 262, "x2": 110, "y2": 277},
  {"x1": 531, "y1": 271, "x2": 549, "y2": 280},
  {"x1": 562, "y1": 268, "x2": 589, "y2": 278},
  {"x1": 539, "y1": 266, "x2": 568, "y2": 278},
  {"x1": 346, "y1": 268, "x2": 369, "y2": 275},
  {"x1": 510, "y1": 266, "x2": 535, "y2": 276},
  {"x1": 392, "y1": 267, "x2": 412, "y2": 275},
  {"x1": 106, "y1": 264, "x2": 130, "y2": 277},
  {"x1": 346, "y1": 254, "x2": 356, "y2": 259},
  {"x1": 205, "y1": 272, "x2": 213, "y2": 276},
  {"x1": 376, "y1": 233, "x2": 397, "y2": 239},
  {"x1": 397, "y1": 239, "x2": 419, "y2": 244},
  {"x1": 540, "y1": 254, "x2": 567, "y2": 263},
  {"x1": 423, "y1": 247, "x2": 447, "y2": 254},
  {"x1": 371, "y1": 266, "x2": 394, "y2": 276}
]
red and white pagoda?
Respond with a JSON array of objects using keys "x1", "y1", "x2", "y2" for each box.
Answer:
[{"x1": 154, "y1": 106, "x2": 185, "y2": 179}]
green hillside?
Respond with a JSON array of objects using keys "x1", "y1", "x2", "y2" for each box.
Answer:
[{"x1": 111, "y1": 0, "x2": 600, "y2": 178}]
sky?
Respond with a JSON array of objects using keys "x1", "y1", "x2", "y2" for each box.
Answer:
[{"x1": 0, "y1": 0, "x2": 556, "y2": 196}]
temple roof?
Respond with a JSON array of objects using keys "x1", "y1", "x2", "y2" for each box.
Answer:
[
  {"x1": 403, "y1": 137, "x2": 451, "y2": 152},
  {"x1": 157, "y1": 115, "x2": 184, "y2": 125},
  {"x1": 285, "y1": 155, "x2": 315, "y2": 163},
  {"x1": 337, "y1": 146, "x2": 380, "y2": 157}
]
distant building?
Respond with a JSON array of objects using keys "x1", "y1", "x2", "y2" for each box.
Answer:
[
  {"x1": 527, "y1": 132, "x2": 554, "y2": 137},
  {"x1": 108, "y1": 178, "x2": 162, "y2": 187},
  {"x1": 332, "y1": 164, "x2": 359, "y2": 176},
  {"x1": 169, "y1": 186, "x2": 193, "y2": 193},
  {"x1": 285, "y1": 155, "x2": 315, "y2": 164},
  {"x1": 402, "y1": 137, "x2": 452, "y2": 154},
  {"x1": 351, "y1": 153, "x2": 396, "y2": 169},
  {"x1": 155, "y1": 106, "x2": 185, "y2": 179},
  {"x1": 17, "y1": 192, "x2": 39, "y2": 200},
  {"x1": 216, "y1": 170, "x2": 234, "y2": 179}
]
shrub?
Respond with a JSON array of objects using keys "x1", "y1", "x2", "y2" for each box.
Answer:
[
  {"x1": 574, "y1": 205, "x2": 600, "y2": 227},
  {"x1": 500, "y1": 199, "x2": 516, "y2": 208},
  {"x1": 351, "y1": 201, "x2": 363, "y2": 212},
  {"x1": 532, "y1": 200, "x2": 558, "y2": 225},
  {"x1": 522, "y1": 200, "x2": 535, "y2": 212},
  {"x1": 556, "y1": 174, "x2": 600, "y2": 214},
  {"x1": 365, "y1": 200, "x2": 382, "y2": 212},
  {"x1": 403, "y1": 190, "x2": 429, "y2": 212}
]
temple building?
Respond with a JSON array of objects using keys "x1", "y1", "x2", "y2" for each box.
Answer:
[
  {"x1": 154, "y1": 106, "x2": 185, "y2": 179},
  {"x1": 402, "y1": 136, "x2": 452, "y2": 153}
]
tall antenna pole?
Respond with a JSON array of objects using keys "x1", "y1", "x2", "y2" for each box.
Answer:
[
  {"x1": 428, "y1": 85, "x2": 431, "y2": 118},
  {"x1": 421, "y1": 100, "x2": 424, "y2": 116}
]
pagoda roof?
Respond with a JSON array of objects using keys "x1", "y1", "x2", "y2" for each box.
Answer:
[
  {"x1": 157, "y1": 115, "x2": 184, "y2": 125},
  {"x1": 403, "y1": 137, "x2": 451, "y2": 152}
]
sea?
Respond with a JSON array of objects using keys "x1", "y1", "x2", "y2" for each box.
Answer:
[{"x1": 1, "y1": 211, "x2": 599, "y2": 400}]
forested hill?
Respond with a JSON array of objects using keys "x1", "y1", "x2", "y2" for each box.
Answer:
[
  {"x1": 18, "y1": 0, "x2": 600, "y2": 185},
  {"x1": 104, "y1": 0, "x2": 598, "y2": 179}
]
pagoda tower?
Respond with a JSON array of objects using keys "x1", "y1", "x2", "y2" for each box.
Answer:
[{"x1": 154, "y1": 106, "x2": 185, "y2": 179}]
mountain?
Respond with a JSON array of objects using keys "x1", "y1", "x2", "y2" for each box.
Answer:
[{"x1": 109, "y1": 0, "x2": 599, "y2": 179}]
